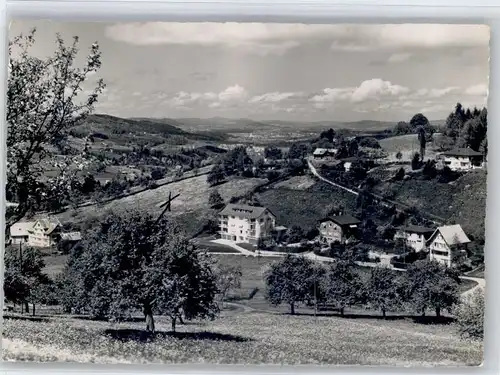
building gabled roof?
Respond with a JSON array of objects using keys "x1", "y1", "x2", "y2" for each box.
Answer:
[
  {"x1": 319, "y1": 214, "x2": 361, "y2": 226},
  {"x1": 9, "y1": 222, "x2": 35, "y2": 237},
  {"x1": 441, "y1": 148, "x2": 483, "y2": 157},
  {"x1": 219, "y1": 204, "x2": 274, "y2": 220},
  {"x1": 398, "y1": 224, "x2": 435, "y2": 235},
  {"x1": 60, "y1": 232, "x2": 82, "y2": 242},
  {"x1": 427, "y1": 224, "x2": 471, "y2": 246},
  {"x1": 30, "y1": 217, "x2": 62, "y2": 235}
]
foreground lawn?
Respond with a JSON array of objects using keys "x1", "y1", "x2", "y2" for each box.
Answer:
[{"x1": 2, "y1": 311, "x2": 482, "y2": 366}]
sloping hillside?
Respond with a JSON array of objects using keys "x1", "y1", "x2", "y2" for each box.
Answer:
[
  {"x1": 71, "y1": 114, "x2": 222, "y2": 142},
  {"x1": 376, "y1": 170, "x2": 487, "y2": 239}
]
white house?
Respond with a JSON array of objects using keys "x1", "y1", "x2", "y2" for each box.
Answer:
[
  {"x1": 313, "y1": 148, "x2": 338, "y2": 160},
  {"x1": 427, "y1": 224, "x2": 470, "y2": 267},
  {"x1": 393, "y1": 225, "x2": 435, "y2": 252},
  {"x1": 9, "y1": 222, "x2": 33, "y2": 245},
  {"x1": 440, "y1": 148, "x2": 484, "y2": 171},
  {"x1": 219, "y1": 203, "x2": 276, "y2": 245}
]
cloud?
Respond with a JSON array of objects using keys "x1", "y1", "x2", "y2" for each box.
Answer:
[
  {"x1": 311, "y1": 79, "x2": 409, "y2": 104},
  {"x1": 414, "y1": 87, "x2": 460, "y2": 98},
  {"x1": 249, "y1": 91, "x2": 303, "y2": 103},
  {"x1": 218, "y1": 85, "x2": 248, "y2": 101},
  {"x1": 387, "y1": 52, "x2": 412, "y2": 63},
  {"x1": 105, "y1": 23, "x2": 489, "y2": 55},
  {"x1": 166, "y1": 85, "x2": 248, "y2": 109},
  {"x1": 351, "y1": 79, "x2": 410, "y2": 103},
  {"x1": 465, "y1": 83, "x2": 488, "y2": 96}
]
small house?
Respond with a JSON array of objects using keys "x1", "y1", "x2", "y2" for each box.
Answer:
[
  {"x1": 427, "y1": 224, "x2": 471, "y2": 267},
  {"x1": 393, "y1": 225, "x2": 435, "y2": 252},
  {"x1": 319, "y1": 213, "x2": 361, "y2": 245},
  {"x1": 9, "y1": 222, "x2": 34, "y2": 245},
  {"x1": 313, "y1": 148, "x2": 338, "y2": 160},
  {"x1": 219, "y1": 204, "x2": 276, "y2": 245},
  {"x1": 440, "y1": 148, "x2": 484, "y2": 171}
]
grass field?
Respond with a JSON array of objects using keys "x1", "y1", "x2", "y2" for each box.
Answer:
[
  {"x1": 258, "y1": 180, "x2": 357, "y2": 230},
  {"x1": 56, "y1": 175, "x2": 266, "y2": 224},
  {"x1": 2, "y1": 308, "x2": 482, "y2": 365},
  {"x1": 373, "y1": 169, "x2": 487, "y2": 239},
  {"x1": 379, "y1": 134, "x2": 440, "y2": 162}
]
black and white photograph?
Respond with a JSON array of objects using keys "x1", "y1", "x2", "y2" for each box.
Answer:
[{"x1": 3, "y1": 20, "x2": 488, "y2": 366}]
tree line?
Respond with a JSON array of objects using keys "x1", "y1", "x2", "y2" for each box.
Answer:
[{"x1": 264, "y1": 254, "x2": 462, "y2": 319}]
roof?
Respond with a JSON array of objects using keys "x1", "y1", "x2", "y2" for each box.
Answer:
[
  {"x1": 398, "y1": 225, "x2": 435, "y2": 235},
  {"x1": 9, "y1": 222, "x2": 34, "y2": 237},
  {"x1": 319, "y1": 214, "x2": 361, "y2": 226},
  {"x1": 441, "y1": 148, "x2": 483, "y2": 157},
  {"x1": 313, "y1": 148, "x2": 337, "y2": 156},
  {"x1": 219, "y1": 204, "x2": 274, "y2": 220},
  {"x1": 60, "y1": 232, "x2": 82, "y2": 241},
  {"x1": 31, "y1": 217, "x2": 61, "y2": 234},
  {"x1": 428, "y1": 224, "x2": 471, "y2": 246}
]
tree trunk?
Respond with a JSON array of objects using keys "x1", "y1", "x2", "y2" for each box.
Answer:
[
  {"x1": 32, "y1": 303, "x2": 36, "y2": 316},
  {"x1": 171, "y1": 316, "x2": 177, "y2": 333},
  {"x1": 290, "y1": 303, "x2": 295, "y2": 315},
  {"x1": 340, "y1": 307, "x2": 345, "y2": 317},
  {"x1": 144, "y1": 304, "x2": 155, "y2": 334},
  {"x1": 24, "y1": 301, "x2": 29, "y2": 314},
  {"x1": 421, "y1": 308, "x2": 426, "y2": 317},
  {"x1": 435, "y1": 307, "x2": 441, "y2": 318},
  {"x1": 382, "y1": 308, "x2": 386, "y2": 319}
]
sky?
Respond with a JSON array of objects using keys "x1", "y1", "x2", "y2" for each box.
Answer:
[{"x1": 9, "y1": 20, "x2": 490, "y2": 122}]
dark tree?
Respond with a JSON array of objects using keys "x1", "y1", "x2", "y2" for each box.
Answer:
[
  {"x1": 365, "y1": 266, "x2": 401, "y2": 318},
  {"x1": 264, "y1": 147, "x2": 283, "y2": 160},
  {"x1": 422, "y1": 160, "x2": 437, "y2": 180},
  {"x1": 3, "y1": 246, "x2": 51, "y2": 315},
  {"x1": 63, "y1": 210, "x2": 219, "y2": 332},
  {"x1": 208, "y1": 189, "x2": 224, "y2": 209},
  {"x1": 411, "y1": 152, "x2": 421, "y2": 170},
  {"x1": 324, "y1": 260, "x2": 363, "y2": 316},
  {"x1": 394, "y1": 167, "x2": 405, "y2": 181},
  {"x1": 264, "y1": 255, "x2": 323, "y2": 315},
  {"x1": 286, "y1": 225, "x2": 305, "y2": 244},
  {"x1": 403, "y1": 259, "x2": 461, "y2": 317},
  {"x1": 207, "y1": 164, "x2": 226, "y2": 186},
  {"x1": 320, "y1": 128, "x2": 336, "y2": 143},
  {"x1": 287, "y1": 143, "x2": 309, "y2": 159}
]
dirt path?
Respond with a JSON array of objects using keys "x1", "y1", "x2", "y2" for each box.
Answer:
[{"x1": 306, "y1": 158, "x2": 445, "y2": 225}]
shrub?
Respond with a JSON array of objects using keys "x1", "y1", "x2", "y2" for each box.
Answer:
[{"x1": 455, "y1": 288, "x2": 484, "y2": 340}]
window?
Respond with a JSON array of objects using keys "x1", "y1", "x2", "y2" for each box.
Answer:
[{"x1": 432, "y1": 250, "x2": 448, "y2": 257}]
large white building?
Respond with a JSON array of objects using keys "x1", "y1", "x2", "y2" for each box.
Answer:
[
  {"x1": 219, "y1": 204, "x2": 276, "y2": 245},
  {"x1": 440, "y1": 148, "x2": 484, "y2": 171},
  {"x1": 393, "y1": 225, "x2": 435, "y2": 252},
  {"x1": 427, "y1": 224, "x2": 470, "y2": 267}
]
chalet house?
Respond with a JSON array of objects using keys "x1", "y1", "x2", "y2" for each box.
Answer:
[
  {"x1": 219, "y1": 204, "x2": 276, "y2": 246},
  {"x1": 427, "y1": 224, "x2": 471, "y2": 267},
  {"x1": 319, "y1": 213, "x2": 361, "y2": 245},
  {"x1": 27, "y1": 217, "x2": 63, "y2": 248},
  {"x1": 393, "y1": 225, "x2": 435, "y2": 252},
  {"x1": 440, "y1": 148, "x2": 484, "y2": 171},
  {"x1": 313, "y1": 148, "x2": 338, "y2": 160}
]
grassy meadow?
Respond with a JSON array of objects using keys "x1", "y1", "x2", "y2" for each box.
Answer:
[{"x1": 2, "y1": 307, "x2": 482, "y2": 365}]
